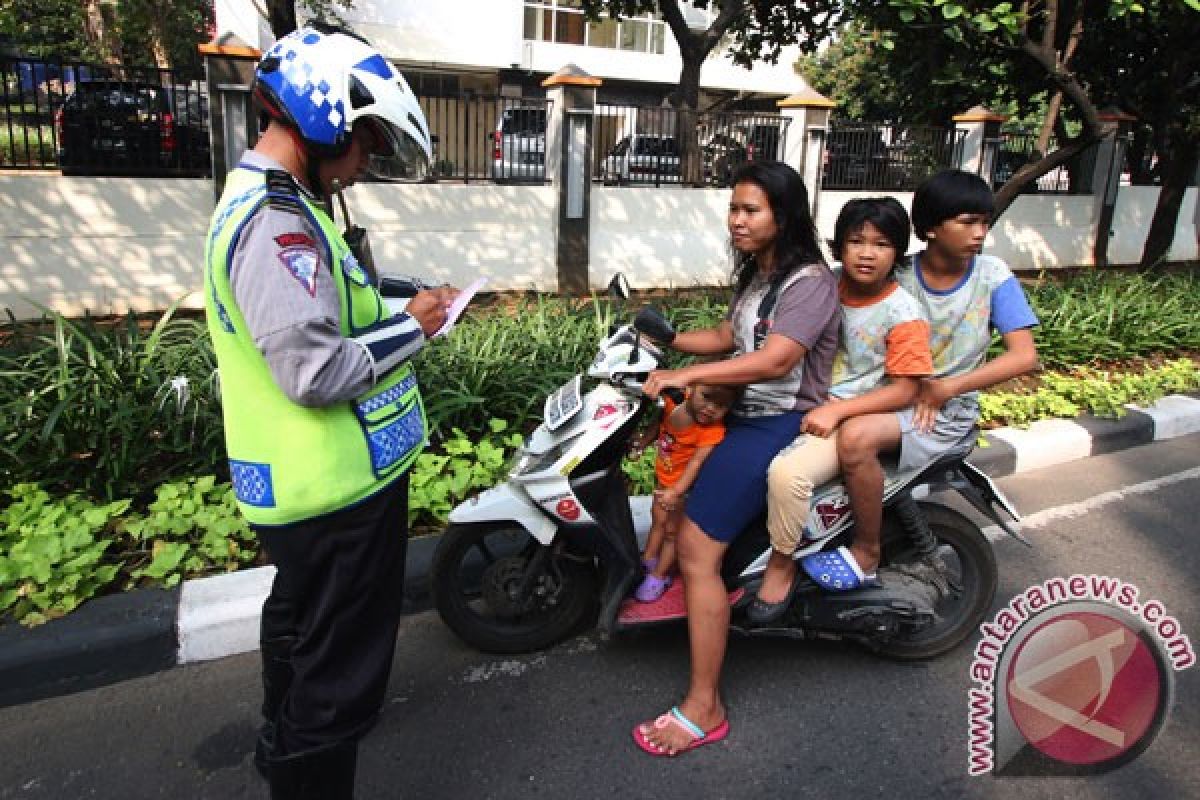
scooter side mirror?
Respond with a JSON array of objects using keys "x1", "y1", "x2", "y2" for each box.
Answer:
[{"x1": 633, "y1": 305, "x2": 676, "y2": 345}]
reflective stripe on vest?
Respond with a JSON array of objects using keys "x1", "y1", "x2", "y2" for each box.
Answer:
[{"x1": 204, "y1": 167, "x2": 426, "y2": 526}]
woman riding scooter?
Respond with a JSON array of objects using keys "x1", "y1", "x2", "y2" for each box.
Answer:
[{"x1": 634, "y1": 161, "x2": 840, "y2": 756}]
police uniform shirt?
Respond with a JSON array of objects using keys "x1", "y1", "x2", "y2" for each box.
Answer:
[{"x1": 229, "y1": 152, "x2": 426, "y2": 407}]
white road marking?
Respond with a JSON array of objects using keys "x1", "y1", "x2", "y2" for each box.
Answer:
[{"x1": 982, "y1": 465, "x2": 1200, "y2": 541}]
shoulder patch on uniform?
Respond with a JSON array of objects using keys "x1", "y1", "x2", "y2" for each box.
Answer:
[
  {"x1": 277, "y1": 245, "x2": 320, "y2": 297},
  {"x1": 341, "y1": 252, "x2": 370, "y2": 286},
  {"x1": 265, "y1": 169, "x2": 299, "y2": 196},
  {"x1": 264, "y1": 169, "x2": 303, "y2": 213},
  {"x1": 275, "y1": 232, "x2": 316, "y2": 248}
]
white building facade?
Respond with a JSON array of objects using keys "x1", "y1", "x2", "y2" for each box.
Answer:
[{"x1": 213, "y1": 0, "x2": 810, "y2": 104}]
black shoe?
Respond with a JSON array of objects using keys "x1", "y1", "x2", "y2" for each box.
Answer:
[
  {"x1": 745, "y1": 574, "x2": 799, "y2": 626},
  {"x1": 269, "y1": 741, "x2": 357, "y2": 800},
  {"x1": 254, "y1": 723, "x2": 275, "y2": 780}
]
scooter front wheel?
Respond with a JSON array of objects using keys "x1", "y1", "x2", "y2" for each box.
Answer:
[{"x1": 431, "y1": 523, "x2": 599, "y2": 654}]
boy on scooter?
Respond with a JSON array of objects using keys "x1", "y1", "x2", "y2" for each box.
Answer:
[{"x1": 796, "y1": 169, "x2": 1039, "y2": 594}]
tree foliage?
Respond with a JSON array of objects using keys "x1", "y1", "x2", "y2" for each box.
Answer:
[
  {"x1": 0, "y1": 0, "x2": 213, "y2": 72},
  {"x1": 580, "y1": 1, "x2": 843, "y2": 182},
  {"x1": 0, "y1": 0, "x2": 96, "y2": 61},
  {"x1": 261, "y1": 0, "x2": 355, "y2": 37},
  {"x1": 797, "y1": 20, "x2": 1049, "y2": 129},
  {"x1": 1071, "y1": 1, "x2": 1200, "y2": 267},
  {"x1": 838, "y1": 1, "x2": 1198, "y2": 265}
]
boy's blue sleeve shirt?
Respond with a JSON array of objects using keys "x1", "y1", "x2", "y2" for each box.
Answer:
[{"x1": 990, "y1": 275, "x2": 1039, "y2": 334}]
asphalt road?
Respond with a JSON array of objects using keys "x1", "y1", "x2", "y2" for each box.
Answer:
[{"x1": 2, "y1": 434, "x2": 1198, "y2": 800}]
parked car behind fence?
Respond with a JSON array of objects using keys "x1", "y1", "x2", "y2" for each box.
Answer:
[
  {"x1": 491, "y1": 105, "x2": 547, "y2": 183},
  {"x1": 599, "y1": 134, "x2": 681, "y2": 185},
  {"x1": 55, "y1": 79, "x2": 210, "y2": 176},
  {"x1": 701, "y1": 118, "x2": 786, "y2": 187}
]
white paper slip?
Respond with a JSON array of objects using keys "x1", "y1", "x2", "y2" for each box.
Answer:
[{"x1": 434, "y1": 277, "x2": 487, "y2": 337}]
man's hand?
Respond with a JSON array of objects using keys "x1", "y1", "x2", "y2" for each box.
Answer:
[
  {"x1": 801, "y1": 403, "x2": 841, "y2": 437},
  {"x1": 913, "y1": 377, "x2": 956, "y2": 433},
  {"x1": 406, "y1": 286, "x2": 460, "y2": 337}
]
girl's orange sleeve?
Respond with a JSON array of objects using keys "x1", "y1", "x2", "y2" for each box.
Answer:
[{"x1": 884, "y1": 319, "x2": 933, "y2": 376}]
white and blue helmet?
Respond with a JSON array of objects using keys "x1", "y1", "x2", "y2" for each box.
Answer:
[{"x1": 254, "y1": 26, "x2": 432, "y2": 179}]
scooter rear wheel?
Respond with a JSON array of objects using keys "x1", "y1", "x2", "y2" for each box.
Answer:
[
  {"x1": 873, "y1": 503, "x2": 997, "y2": 661},
  {"x1": 431, "y1": 523, "x2": 599, "y2": 654}
]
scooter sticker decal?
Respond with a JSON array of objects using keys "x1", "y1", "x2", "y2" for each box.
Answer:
[
  {"x1": 594, "y1": 403, "x2": 618, "y2": 420},
  {"x1": 810, "y1": 490, "x2": 851, "y2": 537},
  {"x1": 556, "y1": 497, "x2": 581, "y2": 521},
  {"x1": 593, "y1": 403, "x2": 621, "y2": 430}
]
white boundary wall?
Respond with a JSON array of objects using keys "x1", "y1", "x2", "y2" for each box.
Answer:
[
  {"x1": 0, "y1": 175, "x2": 1197, "y2": 319},
  {"x1": 343, "y1": 182, "x2": 558, "y2": 292},
  {"x1": 0, "y1": 176, "x2": 557, "y2": 318},
  {"x1": 0, "y1": 174, "x2": 213, "y2": 320}
]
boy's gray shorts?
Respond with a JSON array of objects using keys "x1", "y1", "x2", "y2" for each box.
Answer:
[{"x1": 895, "y1": 395, "x2": 980, "y2": 473}]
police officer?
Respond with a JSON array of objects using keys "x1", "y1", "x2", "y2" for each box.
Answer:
[{"x1": 203, "y1": 25, "x2": 456, "y2": 799}]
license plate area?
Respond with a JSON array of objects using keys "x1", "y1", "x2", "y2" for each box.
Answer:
[{"x1": 543, "y1": 375, "x2": 582, "y2": 431}]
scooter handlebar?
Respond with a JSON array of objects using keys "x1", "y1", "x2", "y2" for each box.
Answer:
[{"x1": 632, "y1": 305, "x2": 676, "y2": 345}]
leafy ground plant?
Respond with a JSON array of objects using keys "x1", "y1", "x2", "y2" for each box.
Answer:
[
  {"x1": 409, "y1": 419, "x2": 523, "y2": 529},
  {"x1": 118, "y1": 476, "x2": 257, "y2": 588},
  {"x1": 0, "y1": 477, "x2": 256, "y2": 627},
  {"x1": 979, "y1": 358, "x2": 1200, "y2": 428},
  {"x1": 0, "y1": 484, "x2": 127, "y2": 626}
]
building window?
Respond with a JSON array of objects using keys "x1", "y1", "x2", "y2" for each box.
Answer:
[{"x1": 523, "y1": 1, "x2": 665, "y2": 54}]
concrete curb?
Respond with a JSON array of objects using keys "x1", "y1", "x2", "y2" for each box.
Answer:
[{"x1": 3, "y1": 393, "x2": 1199, "y2": 708}]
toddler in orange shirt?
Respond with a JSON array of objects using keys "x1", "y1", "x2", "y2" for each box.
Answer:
[{"x1": 633, "y1": 383, "x2": 738, "y2": 602}]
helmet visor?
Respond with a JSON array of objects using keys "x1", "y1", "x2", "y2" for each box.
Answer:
[{"x1": 365, "y1": 121, "x2": 431, "y2": 182}]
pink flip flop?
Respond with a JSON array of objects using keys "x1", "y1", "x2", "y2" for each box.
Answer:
[{"x1": 632, "y1": 706, "x2": 730, "y2": 757}]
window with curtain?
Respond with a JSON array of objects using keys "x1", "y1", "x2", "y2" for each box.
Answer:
[{"x1": 523, "y1": 1, "x2": 665, "y2": 53}]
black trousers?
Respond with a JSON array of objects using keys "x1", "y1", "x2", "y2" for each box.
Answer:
[{"x1": 257, "y1": 475, "x2": 409, "y2": 756}]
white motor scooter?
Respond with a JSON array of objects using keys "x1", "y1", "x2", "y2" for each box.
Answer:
[{"x1": 430, "y1": 279, "x2": 1025, "y2": 658}]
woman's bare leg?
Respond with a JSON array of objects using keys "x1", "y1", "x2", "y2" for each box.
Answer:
[{"x1": 638, "y1": 516, "x2": 730, "y2": 753}]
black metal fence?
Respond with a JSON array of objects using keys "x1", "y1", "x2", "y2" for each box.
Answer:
[
  {"x1": 417, "y1": 95, "x2": 552, "y2": 183},
  {"x1": 1, "y1": 57, "x2": 210, "y2": 177},
  {"x1": 593, "y1": 103, "x2": 790, "y2": 187},
  {"x1": 986, "y1": 131, "x2": 1099, "y2": 194},
  {"x1": 822, "y1": 121, "x2": 966, "y2": 191}
]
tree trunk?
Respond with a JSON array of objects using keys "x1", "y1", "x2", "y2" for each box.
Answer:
[
  {"x1": 1139, "y1": 132, "x2": 1199, "y2": 270},
  {"x1": 83, "y1": 0, "x2": 122, "y2": 64},
  {"x1": 993, "y1": 135, "x2": 1098, "y2": 219},
  {"x1": 657, "y1": 0, "x2": 740, "y2": 186},
  {"x1": 674, "y1": 58, "x2": 703, "y2": 185}
]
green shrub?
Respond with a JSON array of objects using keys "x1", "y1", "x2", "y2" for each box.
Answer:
[
  {"x1": 1022, "y1": 272, "x2": 1200, "y2": 368},
  {"x1": 3, "y1": 271, "x2": 1198, "y2": 505},
  {"x1": 0, "y1": 302, "x2": 222, "y2": 501}
]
